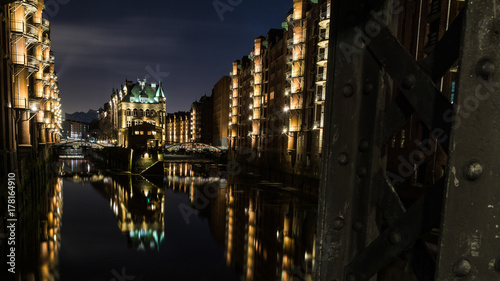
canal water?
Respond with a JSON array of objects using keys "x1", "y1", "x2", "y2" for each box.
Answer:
[{"x1": 16, "y1": 159, "x2": 318, "y2": 281}]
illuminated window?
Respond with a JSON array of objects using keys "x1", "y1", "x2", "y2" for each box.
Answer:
[
  {"x1": 148, "y1": 131, "x2": 152, "y2": 135},
  {"x1": 126, "y1": 109, "x2": 131, "y2": 116},
  {"x1": 134, "y1": 131, "x2": 140, "y2": 135},
  {"x1": 126, "y1": 121, "x2": 131, "y2": 127},
  {"x1": 140, "y1": 131, "x2": 144, "y2": 135}
]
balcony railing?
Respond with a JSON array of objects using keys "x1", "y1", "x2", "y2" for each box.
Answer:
[
  {"x1": 11, "y1": 53, "x2": 39, "y2": 71},
  {"x1": 26, "y1": 23, "x2": 38, "y2": 39},
  {"x1": 319, "y1": 31, "x2": 329, "y2": 42},
  {"x1": 10, "y1": 20, "x2": 24, "y2": 33},
  {"x1": 317, "y1": 53, "x2": 328, "y2": 62},
  {"x1": 42, "y1": 18, "x2": 50, "y2": 29},
  {"x1": 316, "y1": 88, "x2": 326, "y2": 103},
  {"x1": 14, "y1": 97, "x2": 28, "y2": 109},
  {"x1": 22, "y1": 0, "x2": 38, "y2": 14},
  {"x1": 316, "y1": 73, "x2": 327, "y2": 82},
  {"x1": 41, "y1": 37, "x2": 50, "y2": 48}
]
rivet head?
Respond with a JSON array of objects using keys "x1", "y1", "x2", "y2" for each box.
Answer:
[
  {"x1": 342, "y1": 84, "x2": 354, "y2": 98},
  {"x1": 389, "y1": 231, "x2": 402, "y2": 245},
  {"x1": 453, "y1": 258, "x2": 471, "y2": 277},
  {"x1": 333, "y1": 217, "x2": 345, "y2": 230},
  {"x1": 402, "y1": 74, "x2": 416, "y2": 90},
  {"x1": 337, "y1": 153, "x2": 350, "y2": 166},
  {"x1": 359, "y1": 140, "x2": 369, "y2": 152},
  {"x1": 476, "y1": 59, "x2": 495, "y2": 79},
  {"x1": 464, "y1": 160, "x2": 483, "y2": 181}
]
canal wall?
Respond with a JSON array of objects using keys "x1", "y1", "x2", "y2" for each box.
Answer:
[
  {"x1": 231, "y1": 159, "x2": 320, "y2": 195},
  {"x1": 1, "y1": 144, "x2": 58, "y2": 281},
  {"x1": 90, "y1": 147, "x2": 163, "y2": 174}
]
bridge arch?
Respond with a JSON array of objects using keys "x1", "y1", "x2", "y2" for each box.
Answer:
[
  {"x1": 55, "y1": 140, "x2": 108, "y2": 148},
  {"x1": 164, "y1": 142, "x2": 222, "y2": 153}
]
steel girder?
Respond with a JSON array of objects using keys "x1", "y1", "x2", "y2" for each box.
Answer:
[{"x1": 315, "y1": 0, "x2": 500, "y2": 280}]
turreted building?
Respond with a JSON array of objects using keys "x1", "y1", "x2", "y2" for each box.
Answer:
[{"x1": 107, "y1": 79, "x2": 166, "y2": 149}]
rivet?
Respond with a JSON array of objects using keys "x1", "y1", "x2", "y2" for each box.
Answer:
[
  {"x1": 476, "y1": 59, "x2": 495, "y2": 79},
  {"x1": 333, "y1": 217, "x2": 345, "y2": 230},
  {"x1": 464, "y1": 160, "x2": 483, "y2": 181},
  {"x1": 389, "y1": 231, "x2": 402, "y2": 245},
  {"x1": 357, "y1": 166, "x2": 367, "y2": 177},
  {"x1": 453, "y1": 258, "x2": 471, "y2": 277},
  {"x1": 402, "y1": 74, "x2": 416, "y2": 90},
  {"x1": 337, "y1": 153, "x2": 350, "y2": 166},
  {"x1": 359, "y1": 140, "x2": 369, "y2": 152},
  {"x1": 363, "y1": 81, "x2": 374, "y2": 95},
  {"x1": 342, "y1": 84, "x2": 354, "y2": 98}
]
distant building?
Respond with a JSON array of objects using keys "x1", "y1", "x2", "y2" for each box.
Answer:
[
  {"x1": 104, "y1": 79, "x2": 166, "y2": 149},
  {"x1": 62, "y1": 119, "x2": 90, "y2": 141},
  {"x1": 191, "y1": 95, "x2": 213, "y2": 144},
  {"x1": 166, "y1": 112, "x2": 191, "y2": 144},
  {"x1": 212, "y1": 76, "x2": 230, "y2": 147}
]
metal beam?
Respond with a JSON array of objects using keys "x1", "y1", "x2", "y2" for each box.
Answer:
[{"x1": 436, "y1": 0, "x2": 500, "y2": 279}]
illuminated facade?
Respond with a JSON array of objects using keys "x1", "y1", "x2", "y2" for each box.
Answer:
[
  {"x1": 166, "y1": 111, "x2": 191, "y2": 144},
  {"x1": 1, "y1": 1, "x2": 62, "y2": 254},
  {"x1": 99, "y1": 176, "x2": 165, "y2": 251},
  {"x1": 107, "y1": 79, "x2": 166, "y2": 148},
  {"x1": 228, "y1": 0, "x2": 328, "y2": 179},
  {"x1": 0, "y1": 0, "x2": 62, "y2": 149},
  {"x1": 10, "y1": 1, "x2": 62, "y2": 146}
]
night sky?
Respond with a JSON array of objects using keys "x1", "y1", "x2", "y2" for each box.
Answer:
[{"x1": 46, "y1": 0, "x2": 292, "y2": 115}]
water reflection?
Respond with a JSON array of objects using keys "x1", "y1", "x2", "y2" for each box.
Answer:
[
  {"x1": 164, "y1": 162, "x2": 318, "y2": 281},
  {"x1": 20, "y1": 159, "x2": 317, "y2": 280},
  {"x1": 92, "y1": 175, "x2": 165, "y2": 251},
  {"x1": 15, "y1": 177, "x2": 62, "y2": 281},
  {"x1": 54, "y1": 159, "x2": 104, "y2": 183}
]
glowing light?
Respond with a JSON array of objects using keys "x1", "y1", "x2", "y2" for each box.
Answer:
[{"x1": 284, "y1": 106, "x2": 289, "y2": 112}]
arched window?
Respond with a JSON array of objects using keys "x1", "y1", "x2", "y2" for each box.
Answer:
[
  {"x1": 126, "y1": 109, "x2": 131, "y2": 116},
  {"x1": 150, "y1": 110, "x2": 156, "y2": 117},
  {"x1": 146, "y1": 109, "x2": 150, "y2": 117},
  {"x1": 139, "y1": 109, "x2": 144, "y2": 117},
  {"x1": 133, "y1": 109, "x2": 138, "y2": 117}
]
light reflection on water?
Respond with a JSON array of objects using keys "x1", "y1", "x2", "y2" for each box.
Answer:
[{"x1": 18, "y1": 160, "x2": 318, "y2": 281}]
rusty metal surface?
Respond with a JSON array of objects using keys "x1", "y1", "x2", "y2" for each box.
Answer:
[
  {"x1": 436, "y1": 0, "x2": 500, "y2": 279},
  {"x1": 315, "y1": 0, "x2": 499, "y2": 280}
]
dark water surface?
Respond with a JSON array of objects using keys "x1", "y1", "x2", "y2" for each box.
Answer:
[{"x1": 15, "y1": 160, "x2": 318, "y2": 281}]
